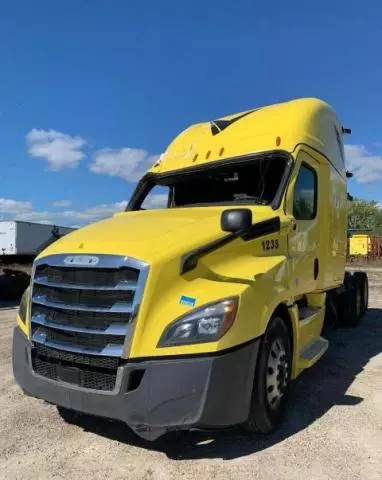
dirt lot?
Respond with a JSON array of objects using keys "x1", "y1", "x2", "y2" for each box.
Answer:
[{"x1": 1, "y1": 272, "x2": 382, "y2": 480}]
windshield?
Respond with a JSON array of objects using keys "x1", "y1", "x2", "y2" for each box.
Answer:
[{"x1": 133, "y1": 154, "x2": 288, "y2": 210}]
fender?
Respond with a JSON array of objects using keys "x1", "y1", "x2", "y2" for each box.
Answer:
[{"x1": 201, "y1": 252, "x2": 294, "y2": 336}]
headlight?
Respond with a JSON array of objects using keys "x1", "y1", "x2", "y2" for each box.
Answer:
[
  {"x1": 158, "y1": 297, "x2": 238, "y2": 347},
  {"x1": 18, "y1": 286, "x2": 30, "y2": 324}
]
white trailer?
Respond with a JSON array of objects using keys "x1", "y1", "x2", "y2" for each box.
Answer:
[{"x1": 0, "y1": 221, "x2": 75, "y2": 256}]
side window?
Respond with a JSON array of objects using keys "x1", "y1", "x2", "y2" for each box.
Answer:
[
  {"x1": 141, "y1": 185, "x2": 170, "y2": 210},
  {"x1": 293, "y1": 164, "x2": 317, "y2": 220}
]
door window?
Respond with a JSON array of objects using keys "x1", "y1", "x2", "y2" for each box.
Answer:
[
  {"x1": 141, "y1": 185, "x2": 170, "y2": 210},
  {"x1": 293, "y1": 164, "x2": 317, "y2": 220}
]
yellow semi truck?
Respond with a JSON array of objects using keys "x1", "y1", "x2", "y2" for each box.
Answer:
[{"x1": 12, "y1": 98, "x2": 368, "y2": 441}]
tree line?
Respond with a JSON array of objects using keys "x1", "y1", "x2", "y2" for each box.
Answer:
[{"x1": 348, "y1": 198, "x2": 382, "y2": 236}]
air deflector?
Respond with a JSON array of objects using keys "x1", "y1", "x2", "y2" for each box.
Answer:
[{"x1": 210, "y1": 109, "x2": 259, "y2": 136}]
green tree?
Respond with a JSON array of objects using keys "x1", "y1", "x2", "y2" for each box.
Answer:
[
  {"x1": 375, "y1": 208, "x2": 382, "y2": 235},
  {"x1": 294, "y1": 197, "x2": 313, "y2": 220},
  {"x1": 347, "y1": 198, "x2": 380, "y2": 233}
]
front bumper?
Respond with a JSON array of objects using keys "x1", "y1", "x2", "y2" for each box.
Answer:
[{"x1": 12, "y1": 327, "x2": 260, "y2": 440}]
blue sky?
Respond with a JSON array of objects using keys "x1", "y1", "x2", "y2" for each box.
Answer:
[{"x1": 0, "y1": 0, "x2": 381, "y2": 226}]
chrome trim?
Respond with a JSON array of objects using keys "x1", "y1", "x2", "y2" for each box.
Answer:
[
  {"x1": 32, "y1": 296, "x2": 133, "y2": 314},
  {"x1": 33, "y1": 277, "x2": 138, "y2": 292},
  {"x1": 31, "y1": 334, "x2": 124, "y2": 357},
  {"x1": 29, "y1": 254, "x2": 150, "y2": 358},
  {"x1": 64, "y1": 254, "x2": 100, "y2": 266},
  {"x1": 34, "y1": 254, "x2": 144, "y2": 270},
  {"x1": 31, "y1": 312, "x2": 128, "y2": 335}
]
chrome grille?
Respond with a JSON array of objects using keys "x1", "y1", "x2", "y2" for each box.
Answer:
[
  {"x1": 33, "y1": 326, "x2": 123, "y2": 350},
  {"x1": 34, "y1": 265, "x2": 139, "y2": 288},
  {"x1": 33, "y1": 284, "x2": 135, "y2": 309},
  {"x1": 31, "y1": 305, "x2": 129, "y2": 331},
  {"x1": 30, "y1": 254, "x2": 149, "y2": 365}
]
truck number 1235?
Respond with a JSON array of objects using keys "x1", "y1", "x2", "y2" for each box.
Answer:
[{"x1": 262, "y1": 239, "x2": 279, "y2": 251}]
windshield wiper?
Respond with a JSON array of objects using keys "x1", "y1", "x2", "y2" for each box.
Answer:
[{"x1": 233, "y1": 194, "x2": 267, "y2": 204}]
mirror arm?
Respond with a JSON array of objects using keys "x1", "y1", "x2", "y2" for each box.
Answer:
[{"x1": 180, "y1": 216, "x2": 280, "y2": 275}]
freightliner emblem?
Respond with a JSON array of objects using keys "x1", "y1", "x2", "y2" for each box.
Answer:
[{"x1": 64, "y1": 255, "x2": 100, "y2": 266}]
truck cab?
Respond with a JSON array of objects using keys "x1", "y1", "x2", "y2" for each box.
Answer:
[{"x1": 12, "y1": 97, "x2": 368, "y2": 441}]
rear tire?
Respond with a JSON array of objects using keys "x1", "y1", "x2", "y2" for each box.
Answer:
[
  {"x1": 243, "y1": 316, "x2": 292, "y2": 434},
  {"x1": 353, "y1": 271, "x2": 368, "y2": 317},
  {"x1": 339, "y1": 273, "x2": 363, "y2": 327}
]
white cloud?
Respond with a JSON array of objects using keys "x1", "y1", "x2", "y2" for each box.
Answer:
[
  {"x1": 61, "y1": 201, "x2": 128, "y2": 222},
  {"x1": 345, "y1": 144, "x2": 382, "y2": 184},
  {"x1": 15, "y1": 211, "x2": 54, "y2": 223},
  {"x1": 35, "y1": 220, "x2": 54, "y2": 225},
  {"x1": 89, "y1": 147, "x2": 159, "y2": 182},
  {"x1": 26, "y1": 128, "x2": 87, "y2": 170},
  {"x1": 0, "y1": 199, "x2": 33, "y2": 213},
  {"x1": 8, "y1": 196, "x2": 172, "y2": 227},
  {"x1": 142, "y1": 194, "x2": 168, "y2": 209},
  {"x1": 14, "y1": 202, "x2": 126, "y2": 225},
  {"x1": 8, "y1": 200, "x2": 127, "y2": 226},
  {"x1": 53, "y1": 199, "x2": 72, "y2": 208}
]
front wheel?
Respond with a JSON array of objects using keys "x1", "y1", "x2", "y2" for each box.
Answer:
[{"x1": 243, "y1": 316, "x2": 292, "y2": 434}]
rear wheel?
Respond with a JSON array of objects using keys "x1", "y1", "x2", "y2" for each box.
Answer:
[
  {"x1": 353, "y1": 271, "x2": 368, "y2": 317},
  {"x1": 339, "y1": 273, "x2": 365, "y2": 327},
  {"x1": 244, "y1": 316, "x2": 292, "y2": 434}
]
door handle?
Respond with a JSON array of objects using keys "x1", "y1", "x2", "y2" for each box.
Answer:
[{"x1": 314, "y1": 258, "x2": 319, "y2": 280}]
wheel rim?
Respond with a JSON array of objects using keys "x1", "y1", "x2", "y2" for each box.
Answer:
[{"x1": 266, "y1": 338, "x2": 289, "y2": 410}]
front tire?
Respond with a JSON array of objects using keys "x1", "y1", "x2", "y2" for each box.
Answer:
[{"x1": 244, "y1": 316, "x2": 292, "y2": 434}]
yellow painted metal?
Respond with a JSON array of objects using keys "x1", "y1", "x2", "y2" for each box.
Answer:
[
  {"x1": 297, "y1": 337, "x2": 329, "y2": 372},
  {"x1": 150, "y1": 97, "x2": 346, "y2": 178},
  {"x1": 18, "y1": 97, "x2": 348, "y2": 379},
  {"x1": 16, "y1": 286, "x2": 30, "y2": 338},
  {"x1": 16, "y1": 313, "x2": 29, "y2": 337}
]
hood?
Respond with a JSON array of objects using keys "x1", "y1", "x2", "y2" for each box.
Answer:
[{"x1": 39, "y1": 206, "x2": 277, "y2": 264}]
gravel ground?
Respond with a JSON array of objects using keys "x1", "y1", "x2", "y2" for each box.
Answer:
[{"x1": 1, "y1": 273, "x2": 382, "y2": 480}]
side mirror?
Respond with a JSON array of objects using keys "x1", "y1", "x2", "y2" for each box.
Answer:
[{"x1": 221, "y1": 208, "x2": 252, "y2": 233}]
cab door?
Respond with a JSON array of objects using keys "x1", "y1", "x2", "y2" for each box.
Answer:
[{"x1": 286, "y1": 151, "x2": 321, "y2": 295}]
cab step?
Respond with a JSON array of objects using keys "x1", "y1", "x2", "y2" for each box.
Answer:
[
  {"x1": 298, "y1": 306, "x2": 321, "y2": 321},
  {"x1": 299, "y1": 337, "x2": 329, "y2": 368}
]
